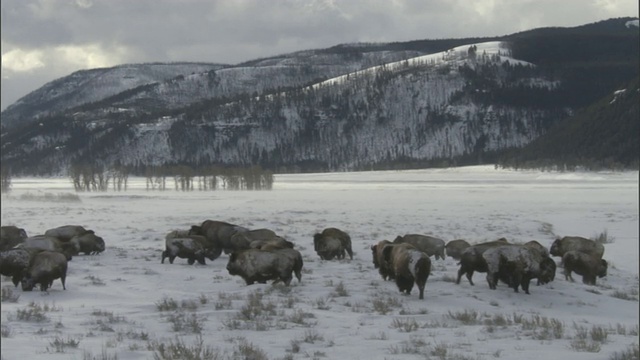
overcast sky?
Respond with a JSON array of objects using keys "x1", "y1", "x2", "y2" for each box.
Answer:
[{"x1": 1, "y1": 0, "x2": 638, "y2": 111}]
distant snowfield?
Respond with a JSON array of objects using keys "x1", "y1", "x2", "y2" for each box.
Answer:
[{"x1": 1, "y1": 165, "x2": 638, "y2": 360}]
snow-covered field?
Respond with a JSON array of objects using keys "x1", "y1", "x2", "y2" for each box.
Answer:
[{"x1": 1, "y1": 165, "x2": 638, "y2": 360}]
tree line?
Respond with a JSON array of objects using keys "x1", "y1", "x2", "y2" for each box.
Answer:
[{"x1": 68, "y1": 164, "x2": 274, "y2": 192}]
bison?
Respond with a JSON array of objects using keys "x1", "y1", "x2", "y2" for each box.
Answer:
[
  {"x1": 226, "y1": 248, "x2": 302, "y2": 286},
  {"x1": 371, "y1": 240, "x2": 394, "y2": 280},
  {"x1": 456, "y1": 238, "x2": 510, "y2": 285},
  {"x1": 21, "y1": 250, "x2": 68, "y2": 291},
  {"x1": 229, "y1": 228, "x2": 279, "y2": 253},
  {"x1": 393, "y1": 234, "x2": 446, "y2": 260},
  {"x1": 189, "y1": 220, "x2": 249, "y2": 259},
  {"x1": 44, "y1": 225, "x2": 92, "y2": 242},
  {"x1": 0, "y1": 248, "x2": 34, "y2": 286},
  {"x1": 382, "y1": 243, "x2": 431, "y2": 299},
  {"x1": 162, "y1": 237, "x2": 207, "y2": 265},
  {"x1": 0, "y1": 225, "x2": 28, "y2": 251},
  {"x1": 445, "y1": 239, "x2": 471, "y2": 260},
  {"x1": 17, "y1": 235, "x2": 76, "y2": 261},
  {"x1": 562, "y1": 251, "x2": 607, "y2": 285},
  {"x1": 550, "y1": 236, "x2": 604, "y2": 260},
  {"x1": 313, "y1": 227, "x2": 353, "y2": 260},
  {"x1": 70, "y1": 233, "x2": 105, "y2": 255},
  {"x1": 250, "y1": 236, "x2": 295, "y2": 250},
  {"x1": 482, "y1": 244, "x2": 556, "y2": 294}
]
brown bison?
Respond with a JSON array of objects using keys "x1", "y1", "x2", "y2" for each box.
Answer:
[
  {"x1": 21, "y1": 250, "x2": 68, "y2": 291},
  {"x1": 562, "y1": 251, "x2": 608, "y2": 285},
  {"x1": 445, "y1": 239, "x2": 471, "y2": 260},
  {"x1": 44, "y1": 225, "x2": 92, "y2": 242},
  {"x1": 382, "y1": 243, "x2": 431, "y2": 299},
  {"x1": 0, "y1": 225, "x2": 28, "y2": 251},
  {"x1": 371, "y1": 240, "x2": 394, "y2": 280},
  {"x1": 251, "y1": 237, "x2": 295, "y2": 251},
  {"x1": 17, "y1": 235, "x2": 76, "y2": 261},
  {"x1": 393, "y1": 234, "x2": 446, "y2": 260},
  {"x1": 226, "y1": 248, "x2": 303, "y2": 286},
  {"x1": 0, "y1": 248, "x2": 34, "y2": 286},
  {"x1": 550, "y1": 236, "x2": 604, "y2": 260},
  {"x1": 229, "y1": 228, "x2": 280, "y2": 252},
  {"x1": 313, "y1": 227, "x2": 353, "y2": 260},
  {"x1": 482, "y1": 245, "x2": 556, "y2": 294},
  {"x1": 70, "y1": 233, "x2": 105, "y2": 255},
  {"x1": 456, "y1": 238, "x2": 510, "y2": 285},
  {"x1": 189, "y1": 220, "x2": 249, "y2": 259}
]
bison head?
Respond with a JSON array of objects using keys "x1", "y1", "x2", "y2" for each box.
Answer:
[
  {"x1": 549, "y1": 239, "x2": 561, "y2": 256},
  {"x1": 538, "y1": 258, "x2": 557, "y2": 284},
  {"x1": 226, "y1": 252, "x2": 241, "y2": 275},
  {"x1": 597, "y1": 259, "x2": 608, "y2": 278},
  {"x1": 189, "y1": 225, "x2": 203, "y2": 236},
  {"x1": 20, "y1": 273, "x2": 36, "y2": 291},
  {"x1": 371, "y1": 245, "x2": 379, "y2": 268}
]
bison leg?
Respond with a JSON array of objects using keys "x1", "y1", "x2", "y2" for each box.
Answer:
[
  {"x1": 346, "y1": 247, "x2": 353, "y2": 260},
  {"x1": 169, "y1": 255, "x2": 176, "y2": 264},
  {"x1": 465, "y1": 270, "x2": 475, "y2": 286},
  {"x1": 188, "y1": 257, "x2": 196, "y2": 265},
  {"x1": 11, "y1": 274, "x2": 22, "y2": 287},
  {"x1": 486, "y1": 273, "x2": 497, "y2": 290},
  {"x1": 563, "y1": 269, "x2": 573, "y2": 282},
  {"x1": 521, "y1": 277, "x2": 531, "y2": 294},
  {"x1": 60, "y1": 273, "x2": 67, "y2": 290},
  {"x1": 161, "y1": 250, "x2": 167, "y2": 264}
]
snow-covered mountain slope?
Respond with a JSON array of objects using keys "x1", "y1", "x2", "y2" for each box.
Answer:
[{"x1": 1, "y1": 17, "x2": 638, "y2": 175}]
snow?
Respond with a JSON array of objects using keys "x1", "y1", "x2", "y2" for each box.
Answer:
[{"x1": 1, "y1": 165, "x2": 638, "y2": 360}]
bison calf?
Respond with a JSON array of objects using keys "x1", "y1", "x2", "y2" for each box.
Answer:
[{"x1": 562, "y1": 251, "x2": 607, "y2": 285}]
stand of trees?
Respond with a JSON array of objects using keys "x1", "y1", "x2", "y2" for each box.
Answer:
[{"x1": 69, "y1": 164, "x2": 274, "y2": 192}]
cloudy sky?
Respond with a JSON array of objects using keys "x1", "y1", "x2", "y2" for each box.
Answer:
[{"x1": 1, "y1": 0, "x2": 638, "y2": 111}]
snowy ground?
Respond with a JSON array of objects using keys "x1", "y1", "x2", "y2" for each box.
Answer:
[{"x1": 1, "y1": 165, "x2": 638, "y2": 360}]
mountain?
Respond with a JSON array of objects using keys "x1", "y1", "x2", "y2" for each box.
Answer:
[
  {"x1": 497, "y1": 77, "x2": 640, "y2": 170},
  {"x1": 1, "y1": 17, "x2": 638, "y2": 175}
]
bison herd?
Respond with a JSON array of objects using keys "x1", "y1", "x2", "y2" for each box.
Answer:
[
  {"x1": 0, "y1": 221, "x2": 609, "y2": 300},
  {"x1": 0, "y1": 225, "x2": 105, "y2": 291}
]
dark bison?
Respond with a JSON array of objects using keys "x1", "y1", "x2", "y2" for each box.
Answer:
[
  {"x1": 0, "y1": 248, "x2": 34, "y2": 286},
  {"x1": 550, "y1": 236, "x2": 604, "y2": 260},
  {"x1": 229, "y1": 228, "x2": 279, "y2": 253},
  {"x1": 0, "y1": 225, "x2": 28, "y2": 251},
  {"x1": 456, "y1": 238, "x2": 510, "y2": 285},
  {"x1": 44, "y1": 225, "x2": 92, "y2": 242},
  {"x1": 250, "y1": 236, "x2": 295, "y2": 250},
  {"x1": 160, "y1": 230, "x2": 207, "y2": 265},
  {"x1": 70, "y1": 233, "x2": 105, "y2": 255},
  {"x1": 189, "y1": 220, "x2": 249, "y2": 259},
  {"x1": 226, "y1": 248, "x2": 302, "y2": 286},
  {"x1": 371, "y1": 240, "x2": 394, "y2": 280},
  {"x1": 382, "y1": 243, "x2": 431, "y2": 299},
  {"x1": 313, "y1": 227, "x2": 353, "y2": 260},
  {"x1": 445, "y1": 239, "x2": 471, "y2": 260},
  {"x1": 393, "y1": 234, "x2": 446, "y2": 260},
  {"x1": 21, "y1": 250, "x2": 68, "y2": 291},
  {"x1": 17, "y1": 235, "x2": 76, "y2": 261},
  {"x1": 562, "y1": 250, "x2": 607, "y2": 285},
  {"x1": 483, "y1": 245, "x2": 556, "y2": 294}
]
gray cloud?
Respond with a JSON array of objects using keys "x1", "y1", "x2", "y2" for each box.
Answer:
[{"x1": 2, "y1": 0, "x2": 638, "y2": 110}]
